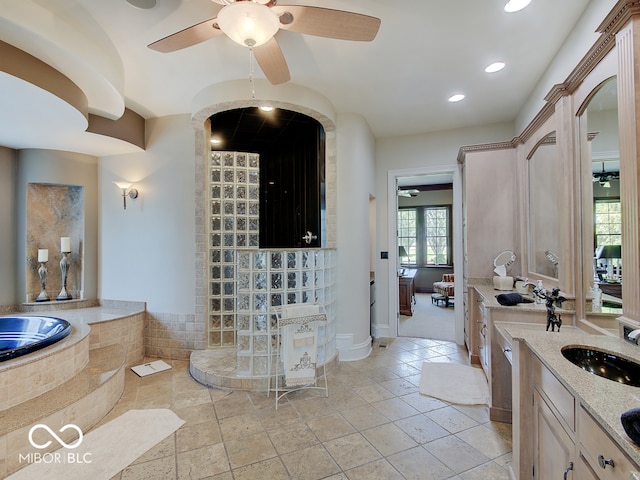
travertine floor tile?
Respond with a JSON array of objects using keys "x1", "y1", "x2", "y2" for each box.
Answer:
[
  {"x1": 108, "y1": 337, "x2": 512, "y2": 480},
  {"x1": 280, "y1": 444, "x2": 340, "y2": 480},
  {"x1": 394, "y1": 414, "x2": 450, "y2": 444},
  {"x1": 425, "y1": 405, "x2": 479, "y2": 433},
  {"x1": 306, "y1": 412, "x2": 356, "y2": 442},
  {"x1": 424, "y1": 435, "x2": 490, "y2": 473},
  {"x1": 323, "y1": 432, "x2": 382, "y2": 471},
  {"x1": 345, "y1": 458, "x2": 405, "y2": 479},
  {"x1": 267, "y1": 420, "x2": 319, "y2": 455},
  {"x1": 387, "y1": 446, "x2": 455, "y2": 480},
  {"x1": 361, "y1": 422, "x2": 418, "y2": 456}
]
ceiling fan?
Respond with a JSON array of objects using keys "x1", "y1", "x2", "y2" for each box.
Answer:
[
  {"x1": 148, "y1": 0, "x2": 381, "y2": 85},
  {"x1": 398, "y1": 188, "x2": 419, "y2": 198},
  {"x1": 592, "y1": 161, "x2": 619, "y2": 188}
]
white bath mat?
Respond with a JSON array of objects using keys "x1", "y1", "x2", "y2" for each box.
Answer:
[
  {"x1": 8, "y1": 409, "x2": 184, "y2": 480},
  {"x1": 419, "y1": 362, "x2": 489, "y2": 405},
  {"x1": 131, "y1": 359, "x2": 172, "y2": 377}
]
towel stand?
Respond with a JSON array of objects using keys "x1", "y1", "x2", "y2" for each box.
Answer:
[{"x1": 267, "y1": 303, "x2": 329, "y2": 409}]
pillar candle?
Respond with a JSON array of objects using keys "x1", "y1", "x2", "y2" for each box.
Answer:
[
  {"x1": 61, "y1": 237, "x2": 71, "y2": 252},
  {"x1": 38, "y1": 249, "x2": 48, "y2": 262}
]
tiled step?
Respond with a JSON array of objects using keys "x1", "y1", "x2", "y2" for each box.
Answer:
[
  {"x1": 0, "y1": 344, "x2": 126, "y2": 477},
  {"x1": 189, "y1": 348, "x2": 338, "y2": 392}
]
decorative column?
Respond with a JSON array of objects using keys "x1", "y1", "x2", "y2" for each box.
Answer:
[{"x1": 616, "y1": 16, "x2": 640, "y2": 325}]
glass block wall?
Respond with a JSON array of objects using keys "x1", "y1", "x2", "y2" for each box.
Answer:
[
  {"x1": 208, "y1": 151, "x2": 260, "y2": 347},
  {"x1": 236, "y1": 249, "x2": 336, "y2": 377}
]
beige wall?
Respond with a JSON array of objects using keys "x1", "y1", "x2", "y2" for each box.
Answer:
[{"x1": 0, "y1": 147, "x2": 17, "y2": 307}]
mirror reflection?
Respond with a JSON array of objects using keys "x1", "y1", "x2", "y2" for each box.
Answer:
[
  {"x1": 527, "y1": 131, "x2": 559, "y2": 279},
  {"x1": 581, "y1": 77, "x2": 621, "y2": 313}
]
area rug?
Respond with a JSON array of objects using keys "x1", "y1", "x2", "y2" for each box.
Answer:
[
  {"x1": 8, "y1": 409, "x2": 184, "y2": 479},
  {"x1": 419, "y1": 362, "x2": 489, "y2": 405}
]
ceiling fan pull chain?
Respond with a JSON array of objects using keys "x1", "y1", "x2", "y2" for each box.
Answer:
[{"x1": 249, "y1": 46, "x2": 256, "y2": 99}]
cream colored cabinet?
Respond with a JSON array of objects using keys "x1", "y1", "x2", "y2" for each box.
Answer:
[
  {"x1": 516, "y1": 349, "x2": 640, "y2": 480},
  {"x1": 533, "y1": 389, "x2": 575, "y2": 480},
  {"x1": 578, "y1": 405, "x2": 640, "y2": 480},
  {"x1": 478, "y1": 301, "x2": 489, "y2": 371},
  {"x1": 576, "y1": 454, "x2": 600, "y2": 480},
  {"x1": 466, "y1": 288, "x2": 485, "y2": 366}
]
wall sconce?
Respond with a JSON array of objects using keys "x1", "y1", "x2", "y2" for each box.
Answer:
[{"x1": 113, "y1": 182, "x2": 139, "y2": 210}]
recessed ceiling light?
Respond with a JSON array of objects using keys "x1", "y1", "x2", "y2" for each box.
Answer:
[
  {"x1": 485, "y1": 62, "x2": 505, "y2": 73},
  {"x1": 504, "y1": 0, "x2": 531, "y2": 13},
  {"x1": 448, "y1": 94, "x2": 465, "y2": 103},
  {"x1": 259, "y1": 105, "x2": 274, "y2": 112}
]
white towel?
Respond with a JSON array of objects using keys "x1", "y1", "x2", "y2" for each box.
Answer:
[
  {"x1": 282, "y1": 322, "x2": 317, "y2": 387},
  {"x1": 279, "y1": 303, "x2": 321, "y2": 319}
]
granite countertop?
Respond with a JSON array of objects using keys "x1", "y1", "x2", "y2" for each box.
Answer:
[
  {"x1": 473, "y1": 284, "x2": 574, "y2": 314},
  {"x1": 496, "y1": 322, "x2": 640, "y2": 467}
]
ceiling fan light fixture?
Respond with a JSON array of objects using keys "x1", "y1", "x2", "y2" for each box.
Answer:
[
  {"x1": 217, "y1": 2, "x2": 280, "y2": 48},
  {"x1": 504, "y1": 0, "x2": 531, "y2": 13},
  {"x1": 485, "y1": 62, "x2": 505, "y2": 73}
]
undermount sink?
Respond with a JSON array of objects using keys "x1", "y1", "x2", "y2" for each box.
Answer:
[{"x1": 561, "y1": 346, "x2": 640, "y2": 387}]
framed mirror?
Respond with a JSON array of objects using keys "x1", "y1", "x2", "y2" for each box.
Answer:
[
  {"x1": 579, "y1": 77, "x2": 621, "y2": 314},
  {"x1": 527, "y1": 131, "x2": 559, "y2": 279}
]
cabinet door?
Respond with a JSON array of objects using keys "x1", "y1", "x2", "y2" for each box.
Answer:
[
  {"x1": 478, "y1": 302, "x2": 488, "y2": 371},
  {"x1": 575, "y1": 454, "x2": 600, "y2": 480},
  {"x1": 533, "y1": 389, "x2": 575, "y2": 480}
]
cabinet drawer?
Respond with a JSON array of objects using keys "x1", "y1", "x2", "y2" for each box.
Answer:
[
  {"x1": 494, "y1": 327, "x2": 512, "y2": 364},
  {"x1": 579, "y1": 406, "x2": 640, "y2": 480},
  {"x1": 533, "y1": 355, "x2": 575, "y2": 432}
]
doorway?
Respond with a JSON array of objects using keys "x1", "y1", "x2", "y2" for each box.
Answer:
[{"x1": 387, "y1": 166, "x2": 463, "y2": 344}]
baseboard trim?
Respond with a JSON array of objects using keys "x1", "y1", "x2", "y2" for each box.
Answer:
[
  {"x1": 372, "y1": 323, "x2": 391, "y2": 339},
  {"x1": 336, "y1": 333, "x2": 372, "y2": 361}
]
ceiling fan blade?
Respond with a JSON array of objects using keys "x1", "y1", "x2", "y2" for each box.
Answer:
[
  {"x1": 253, "y1": 37, "x2": 290, "y2": 85},
  {"x1": 271, "y1": 6, "x2": 380, "y2": 41},
  {"x1": 148, "y1": 17, "x2": 224, "y2": 53}
]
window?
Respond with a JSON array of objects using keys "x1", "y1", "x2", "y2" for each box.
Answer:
[
  {"x1": 594, "y1": 199, "x2": 621, "y2": 248},
  {"x1": 398, "y1": 205, "x2": 451, "y2": 266}
]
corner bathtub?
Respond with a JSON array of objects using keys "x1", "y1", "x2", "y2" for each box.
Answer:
[{"x1": 0, "y1": 316, "x2": 72, "y2": 362}]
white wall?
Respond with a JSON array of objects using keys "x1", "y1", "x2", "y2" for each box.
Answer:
[
  {"x1": 335, "y1": 113, "x2": 376, "y2": 360},
  {"x1": 0, "y1": 147, "x2": 17, "y2": 306},
  {"x1": 98, "y1": 114, "x2": 196, "y2": 314},
  {"x1": 374, "y1": 122, "x2": 514, "y2": 337}
]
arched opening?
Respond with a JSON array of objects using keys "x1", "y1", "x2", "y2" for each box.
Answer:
[{"x1": 189, "y1": 92, "x2": 338, "y2": 389}]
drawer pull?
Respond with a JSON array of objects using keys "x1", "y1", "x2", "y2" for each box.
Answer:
[
  {"x1": 563, "y1": 461, "x2": 573, "y2": 480},
  {"x1": 598, "y1": 454, "x2": 615, "y2": 469}
]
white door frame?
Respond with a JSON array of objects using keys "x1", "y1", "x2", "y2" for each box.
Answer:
[{"x1": 387, "y1": 164, "x2": 464, "y2": 345}]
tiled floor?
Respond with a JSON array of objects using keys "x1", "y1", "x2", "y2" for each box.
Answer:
[{"x1": 108, "y1": 337, "x2": 513, "y2": 480}]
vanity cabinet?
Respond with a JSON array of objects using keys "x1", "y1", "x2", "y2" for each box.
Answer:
[
  {"x1": 533, "y1": 389, "x2": 575, "y2": 480},
  {"x1": 578, "y1": 405, "x2": 639, "y2": 480},
  {"x1": 532, "y1": 354, "x2": 576, "y2": 479},
  {"x1": 513, "y1": 341, "x2": 640, "y2": 480},
  {"x1": 466, "y1": 287, "x2": 485, "y2": 366}
]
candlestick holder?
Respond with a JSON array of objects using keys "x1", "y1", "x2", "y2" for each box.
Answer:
[
  {"x1": 36, "y1": 261, "x2": 50, "y2": 302},
  {"x1": 57, "y1": 252, "x2": 72, "y2": 301}
]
